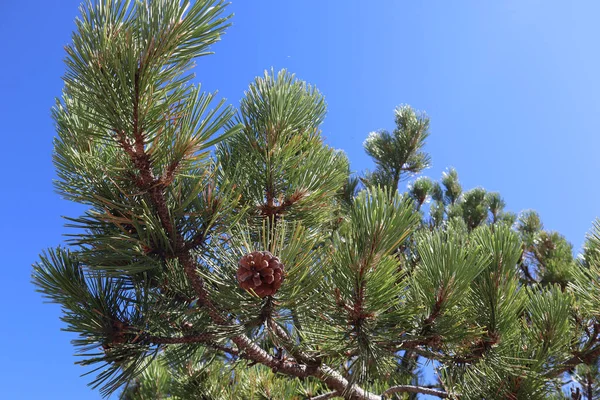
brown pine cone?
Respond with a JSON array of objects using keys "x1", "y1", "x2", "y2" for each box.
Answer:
[
  {"x1": 237, "y1": 251, "x2": 284, "y2": 297},
  {"x1": 102, "y1": 319, "x2": 130, "y2": 351}
]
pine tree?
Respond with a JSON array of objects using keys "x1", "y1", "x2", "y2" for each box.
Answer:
[{"x1": 33, "y1": 1, "x2": 600, "y2": 399}]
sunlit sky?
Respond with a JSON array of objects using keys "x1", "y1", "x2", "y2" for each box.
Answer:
[{"x1": 1, "y1": 1, "x2": 599, "y2": 398}]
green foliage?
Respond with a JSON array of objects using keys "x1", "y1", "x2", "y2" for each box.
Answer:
[
  {"x1": 535, "y1": 231, "x2": 577, "y2": 287},
  {"x1": 408, "y1": 177, "x2": 434, "y2": 210},
  {"x1": 33, "y1": 248, "x2": 160, "y2": 396},
  {"x1": 363, "y1": 105, "x2": 431, "y2": 189},
  {"x1": 485, "y1": 192, "x2": 506, "y2": 223},
  {"x1": 410, "y1": 227, "x2": 488, "y2": 344},
  {"x1": 440, "y1": 168, "x2": 462, "y2": 205},
  {"x1": 120, "y1": 351, "x2": 327, "y2": 400},
  {"x1": 470, "y1": 225, "x2": 524, "y2": 340},
  {"x1": 458, "y1": 188, "x2": 488, "y2": 230},
  {"x1": 217, "y1": 69, "x2": 349, "y2": 227},
  {"x1": 518, "y1": 210, "x2": 544, "y2": 246},
  {"x1": 314, "y1": 188, "x2": 419, "y2": 382},
  {"x1": 572, "y1": 219, "x2": 600, "y2": 316},
  {"x1": 34, "y1": 1, "x2": 600, "y2": 399}
]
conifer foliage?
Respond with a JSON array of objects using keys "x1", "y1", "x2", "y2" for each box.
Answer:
[{"x1": 34, "y1": 1, "x2": 600, "y2": 399}]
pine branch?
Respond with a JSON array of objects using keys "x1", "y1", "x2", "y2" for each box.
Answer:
[
  {"x1": 555, "y1": 346, "x2": 600, "y2": 376},
  {"x1": 308, "y1": 391, "x2": 339, "y2": 400},
  {"x1": 183, "y1": 222, "x2": 208, "y2": 252},
  {"x1": 268, "y1": 319, "x2": 380, "y2": 400},
  {"x1": 268, "y1": 318, "x2": 318, "y2": 365},
  {"x1": 520, "y1": 262, "x2": 537, "y2": 284},
  {"x1": 381, "y1": 384, "x2": 448, "y2": 398},
  {"x1": 112, "y1": 83, "x2": 383, "y2": 399},
  {"x1": 48, "y1": 2, "x2": 597, "y2": 398},
  {"x1": 552, "y1": 321, "x2": 600, "y2": 376},
  {"x1": 120, "y1": 145, "x2": 308, "y2": 377},
  {"x1": 316, "y1": 366, "x2": 380, "y2": 400},
  {"x1": 258, "y1": 189, "x2": 307, "y2": 219}
]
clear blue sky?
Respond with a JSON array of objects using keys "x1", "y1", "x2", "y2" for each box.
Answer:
[{"x1": 1, "y1": 1, "x2": 599, "y2": 398}]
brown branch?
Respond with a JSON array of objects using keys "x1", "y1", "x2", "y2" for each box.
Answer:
[
  {"x1": 520, "y1": 262, "x2": 536, "y2": 284},
  {"x1": 396, "y1": 284, "x2": 450, "y2": 379},
  {"x1": 210, "y1": 343, "x2": 239, "y2": 357},
  {"x1": 381, "y1": 384, "x2": 448, "y2": 398},
  {"x1": 160, "y1": 159, "x2": 179, "y2": 187},
  {"x1": 259, "y1": 189, "x2": 308, "y2": 219},
  {"x1": 268, "y1": 318, "x2": 319, "y2": 366},
  {"x1": 233, "y1": 334, "x2": 311, "y2": 377},
  {"x1": 554, "y1": 346, "x2": 600, "y2": 376},
  {"x1": 183, "y1": 224, "x2": 208, "y2": 252},
  {"x1": 452, "y1": 330, "x2": 500, "y2": 365},
  {"x1": 268, "y1": 319, "x2": 381, "y2": 400},
  {"x1": 316, "y1": 365, "x2": 380, "y2": 400},
  {"x1": 132, "y1": 69, "x2": 144, "y2": 156},
  {"x1": 423, "y1": 283, "x2": 449, "y2": 328},
  {"x1": 308, "y1": 391, "x2": 339, "y2": 400}
]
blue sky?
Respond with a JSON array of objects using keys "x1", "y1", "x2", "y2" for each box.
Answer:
[{"x1": 1, "y1": 0, "x2": 599, "y2": 398}]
